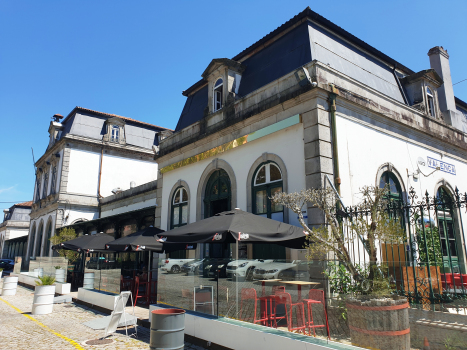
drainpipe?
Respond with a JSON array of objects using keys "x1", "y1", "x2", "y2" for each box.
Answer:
[
  {"x1": 98, "y1": 145, "x2": 104, "y2": 218},
  {"x1": 329, "y1": 85, "x2": 341, "y2": 196}
]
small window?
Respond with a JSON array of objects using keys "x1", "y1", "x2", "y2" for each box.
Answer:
[
  {"x1": 379, "y1": 171, "x2": 402, "y2": 201},
  {"x1": 42, "y1": 172, "x2": 49, "y2": 198},
  {"x1": 253, "y1": 162, "x2": 284, "y2": 221},
  {"x1": 171, "y1": 187, "x2": 188, "y2": 228},
  {"x1": 111, "y1": 125, "x2": 120, "y2": 142},
  {"x1": 213, "y1": 78, "x2": 223, "y2": 112},
  {"x1": 427, "y1": 88, "x2": 435, "y2": 117}
]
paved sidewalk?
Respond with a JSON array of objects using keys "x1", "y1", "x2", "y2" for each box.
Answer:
[{"x1": 0, "y1": 285, "x2": 205, "y2": 350}]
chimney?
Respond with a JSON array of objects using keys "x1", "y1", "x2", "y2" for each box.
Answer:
[{"x1": 428, "y1": 46, "x2": 457, "y2": 122}]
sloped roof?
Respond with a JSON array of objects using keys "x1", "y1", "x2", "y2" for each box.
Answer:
[
  {"x1": 62, "y1": 107, "x2": 172, "y2": 131},
  {"x1": 15, "y1": 201, "x2": 33, "y2": 208}
]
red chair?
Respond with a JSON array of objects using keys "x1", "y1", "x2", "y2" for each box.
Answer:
[
  {"x1": 442, "y1": 273, "x2": 454, "y2": 290},
  {"x1": 134, "y1": 276, "x2": 150, "y2": 306},
  {"x1": 120, "y1": 276, "x2": 132, "y2": 292},
  {"x1": 303, "y1": 289, "x2": 330, "y2": 338},
  {"x1": 272, "y1": 285, "x2": 285, "y2": 294},
  {"x1": 239, "y1": 288, "x2": 270, "y2": 326},
  {"x1": 275, "y1": 292, "x2": 306, "y2": 334}
]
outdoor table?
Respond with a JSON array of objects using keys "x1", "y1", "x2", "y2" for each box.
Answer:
[
  {"x1": 254, "y1": 279, "x2": 282, "y2": 297},
  {"x1": 279, "y1": 281, "x2": 320, "y2": 301}
]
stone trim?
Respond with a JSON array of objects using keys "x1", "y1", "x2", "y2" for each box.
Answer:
[
  {"x1": 246, "y1": 153, "x2": 289, "y2": 223},
  {"x1": 375, "y1": 163, "x2": 407, "y2": 199},
  {"x1": 167, "y1": 180, "x2": 191, "y2": 229},
  {"x1": 196, "y1": 159, "x2": 237, "y2": 221}
]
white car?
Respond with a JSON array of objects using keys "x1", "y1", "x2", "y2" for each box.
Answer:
[
  {"x1": 252, "y1": 260, "x2": 297, "y2": 280},
  {"x1": 226, "y1": 259, "x2": 273, "y2": 280},
  {"x1": 161, "y1": 258, "x2": 194, "y2": 274}
]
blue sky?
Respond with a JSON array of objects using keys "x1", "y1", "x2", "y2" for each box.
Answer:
[{"x1": 1, "y1": 0, "x2": 466, "y2": 209}]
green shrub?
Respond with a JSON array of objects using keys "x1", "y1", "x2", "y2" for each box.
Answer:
[{"x1": 36, "y1": 275, "x2": 56, "y2": 286}]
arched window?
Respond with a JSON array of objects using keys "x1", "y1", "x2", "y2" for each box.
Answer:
[
  {"x1": 436, "y1": 187, "x2": 460, "y2": 271},
  {"x1": 50, "y1": 166, "x2": 57, "y2": 194},
  {"x1": 36, "y1": 223, "x2": 43, "y2": 257},
  {"x1": 427, "y1": 87, "x2": 435, "y2": 117},
  {"x1": 213, "y1": 78, "x2": 223, "y2": 112},
  {"x1": 29, "y1": 225, "x2": 36, "y2": 258},
  {"x1": 253, "y1": 162, "x2": 284, "y2": 221},
  {"x1": 171, "y1": 187, "x2": 188, "y2": 229},
  {"x1": 379, "y1": 171, "x2": 402, "y2": 201},
  {"x1": 42, "y1": 171, "x2": 49, "y2": 198},
  {"x1": 204, "y1": 169, "x2": 231, "y2": 218},
  {"x1": 44, "y1": 221, "x2": 52, "y2": 256},
  {"x1": 35, "y1": 175, "x2": 41, "y2": 202}
]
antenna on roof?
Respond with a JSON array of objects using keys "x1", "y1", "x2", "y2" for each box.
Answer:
[{"x1": 31, "y1": 147, "x2": 36, "y2": 173}]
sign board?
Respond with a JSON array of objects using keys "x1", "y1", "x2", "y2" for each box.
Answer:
[{"x1": 427, "y1": 157, "x2": 456, "y2": 175}]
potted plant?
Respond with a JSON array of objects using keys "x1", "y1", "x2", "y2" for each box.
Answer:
[
  {"x1": 32, "y1": 275, "x2": 56, "y2": 315},
  {"x1": 54, "y1": 265, "x2": 66, "y2": 283},
  {"x1": 273, "y1": 185, "x2": 410, "y2": 350}
]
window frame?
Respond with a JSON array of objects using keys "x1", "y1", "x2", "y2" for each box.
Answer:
[
  {"x1": 379, "y1": 171, "x2": 403, "y2": 202},
  {"x1": 426, "y1": 87, "x2": 435, "y2": 117},
  {"x1": 252, "y1": 162, "x2": 284, "y2": 220},
  {"x1": 42, "y1": 170, "x2": 49, "y2": 198},
  {"x1": 50, "y1": 166, "x2": 57, "y2": 194},
  {"x1": 213, "y1": 78, "x2": 223, "y2": 112},
  {"x1": 171, "y1": 186, "x2": 188, "y2": 229},
  {"x1": 111, "y1": 124, "x2": 120, "y2": 143}
]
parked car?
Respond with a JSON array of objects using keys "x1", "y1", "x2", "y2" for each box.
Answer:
[
  {"x1": 226, "y1": 259, "x2": 273, "y2": 280},
  {"x1": 161, "y1": 258, "x2": 194, "y2": 274},
  {"x1": 86, "y1": 257, "x2": 115, "y2": 269},
  {"x1": 278, "y1": 260, "x2": 327, "y2": 281},
  {"x1": 252, "y1": 260, "x2": 297, "y2": 280},
  {"x1": 0, "y1": 259, "x2": 14, "y2": 271},
  {"x1": 204, "y1": 258, "x2": 233, "y2": 279},
  {"x1": 181, "y1": 259, "x2": 206, "y2": 275}
]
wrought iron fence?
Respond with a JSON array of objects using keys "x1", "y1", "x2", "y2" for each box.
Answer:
[{"x1": 336, "y1": 187, "x2": 467, "y2": 310}]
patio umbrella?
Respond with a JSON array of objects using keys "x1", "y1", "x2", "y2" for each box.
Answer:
[
  {"x1": 52, "y1": 232, "x2": 115, "y2": 253},
  {"x1": 157, "y1": 209, "x2": 307, "y2": 249},
  {"x1": 105, "y1": 226, "x2": 194, "y2": 253}
]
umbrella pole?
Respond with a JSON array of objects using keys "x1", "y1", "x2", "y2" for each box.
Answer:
[{"x1": 236, "y1": 239, "x2": 238, "y2": 318}]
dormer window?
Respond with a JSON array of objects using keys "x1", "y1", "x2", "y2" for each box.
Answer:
[
  {"x1": 42, "y1": 171, "x2": 49, "y2": 198},
  {"x1": 103, "y1": 117, "x2": 126, "y2": 145},
  {"x1": 427, "y1": 87, "x2": 435, "y2": 117},
  {"x1": 111, "y1": 125, "x2": 120, "y2": 142},
  {"x1": 213, "y1": 78, "x2": 223, "y2": 112}
]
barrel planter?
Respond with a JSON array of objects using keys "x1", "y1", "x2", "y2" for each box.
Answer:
[
  {"x1": 0, "y1": 270, "x2": 3, "y2": 279},
  {"x1": 150, "y1": 309, "x2": 185, "y2": 350},
  {"x1": 83, "y1": 272, "x2": 95, "y2": 289},
  {"x1": 32, "y1": 285, "x2": 56, "y2": 315},
  {"x1": 346, "y1": 297, "x2": 410, "y2": 350},
  {"x1": 1, "y1": 276, "x2": 18, "y2": 296},
  {"x1": 55, "y1": 269, "x2": 66, "y2": 283}
]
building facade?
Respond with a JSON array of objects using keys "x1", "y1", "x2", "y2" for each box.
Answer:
[
  {"x1": 26, "y1": 107, "x2": 171, "y2": 264},
  {"x1": 0, "y1": 201, "x2": 32, "y2": 259},
  {"x1": 154, "y1": 8, "x2": 467, "y2": 267}
]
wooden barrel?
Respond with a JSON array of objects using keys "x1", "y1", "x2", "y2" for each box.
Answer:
[{"x1": 346, "y1": 297, "x2": 410, "y2": 350}]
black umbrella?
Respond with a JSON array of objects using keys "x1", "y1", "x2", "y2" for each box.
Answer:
[
  {"x1": 52, "y1": 232, "x2": 115, "y2": 253},
  {"x1": 157, "y1": 209, "x2": 307, "y2": 248},
  {"x1": 105, "y1": 226, "x2": 194, "y2": 253}
]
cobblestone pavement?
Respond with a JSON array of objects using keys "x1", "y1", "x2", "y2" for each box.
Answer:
[{"x1": 0, "y1": 285, "x2": 205, "y2": 350}]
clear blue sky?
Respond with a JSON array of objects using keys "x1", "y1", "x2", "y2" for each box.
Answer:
[{"x1": 1, "y1": 0, "x2": 466, "y2": 209}]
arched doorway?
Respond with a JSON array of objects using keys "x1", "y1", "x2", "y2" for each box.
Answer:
[
  {"x1": 203, "y1": 169, "x2": 231, "y2": 258},
  {"x1": 204, "y1": 169, "x2": 231, "y2": 218}
]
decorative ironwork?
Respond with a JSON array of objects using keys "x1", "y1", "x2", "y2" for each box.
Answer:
[{"x1": 336, "y1": 187, "x2": 467, "y2": 310}]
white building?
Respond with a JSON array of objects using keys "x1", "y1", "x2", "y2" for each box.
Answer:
[
  {"x1": 0, "y1": 201, "x2": 31, "y2": 259},
  {"x1": 26, "y1": 107, "x2": 171, "y2": 263},
  {"x1": 154, "y1": 7, "x2": 467, "y2": 268}
]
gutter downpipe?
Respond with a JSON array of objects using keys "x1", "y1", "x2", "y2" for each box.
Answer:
[
  {"x1": 329, "y1": 84, "x2": 341, "y2": 196},
  {"x1": 98, "y1": 144, "x2": 104, "y2": 218}
]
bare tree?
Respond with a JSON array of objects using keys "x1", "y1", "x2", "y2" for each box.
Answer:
[{"x1": 271, "y1": 185, "x2": 405, "y2": 289}]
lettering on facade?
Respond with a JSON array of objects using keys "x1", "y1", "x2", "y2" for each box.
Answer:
[{"x1": 427, "y1": 156, "x2": 456, "y2": 175}]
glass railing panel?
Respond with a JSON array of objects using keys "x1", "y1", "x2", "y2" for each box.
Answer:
[{"x1": 156, "y1": 256, "x2": 218, "y2": 316}]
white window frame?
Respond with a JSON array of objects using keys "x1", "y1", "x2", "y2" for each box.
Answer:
[
  {"x1": 213, "y1": 78, "x2": 223, "y2": 112},
  {"x1": 427, "y1": 87, "x2": 435, "y2": 117},
  {"x1": 254, "y1": 163, "x2": 283, "y2": 186}
]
